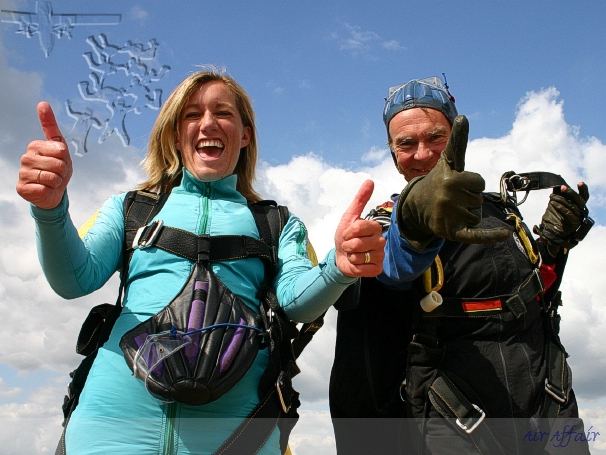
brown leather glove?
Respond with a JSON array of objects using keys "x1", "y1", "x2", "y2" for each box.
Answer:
[
  {"x1": 533, "y1": 183, "x2": 591, "y2": 257},
  {"x1": 396, "y1": 115, "x2": 510, "y2": 251}
]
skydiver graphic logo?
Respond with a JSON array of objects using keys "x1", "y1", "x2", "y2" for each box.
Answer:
[{"x1": 65, "y1": 33, "x2": 170, "y2": 156}]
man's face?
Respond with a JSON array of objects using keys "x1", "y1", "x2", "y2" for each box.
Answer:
[{"x1": 388, "y1": 108, "x2": 452, "y2": 182}]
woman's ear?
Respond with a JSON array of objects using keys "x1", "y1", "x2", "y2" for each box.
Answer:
[{"x1": 240, "y1": 126, "x2": 251, "y2": 148}]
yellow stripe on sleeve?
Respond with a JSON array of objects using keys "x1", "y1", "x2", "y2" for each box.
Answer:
[
  {"x1": 77, "y1": 210, "x2": 100, "y2": 239},
  {"x1": 307, "y1": 241, "x2": 319, "y2": 267}
]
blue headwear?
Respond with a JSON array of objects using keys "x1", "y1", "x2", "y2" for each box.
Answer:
[{"x1": 383, "y1": 76, "x2": 458, "y2": 128}]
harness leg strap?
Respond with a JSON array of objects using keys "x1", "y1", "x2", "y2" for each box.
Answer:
[{"x1": 428, "y1": 373, "x2": 506, "y2": 455}]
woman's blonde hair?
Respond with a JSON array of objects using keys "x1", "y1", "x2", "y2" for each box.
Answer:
[{"x1": 138, "y1": 68, "x2": 261, "y2": 202}]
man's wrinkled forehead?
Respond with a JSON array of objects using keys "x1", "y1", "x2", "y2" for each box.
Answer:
[{"x1": 387, "y1": 107, "x2": 452, "y2": 141}]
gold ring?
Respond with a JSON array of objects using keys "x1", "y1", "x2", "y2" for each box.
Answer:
[
  {"x1": 36, "y1": 170, "x2": 42, "y2": 184},
  {"x1": 364, "y1": 252, "x2": 371, "y2": 264}
]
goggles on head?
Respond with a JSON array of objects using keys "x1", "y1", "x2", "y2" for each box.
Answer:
[{"x1": 383, "y1": 75, "x2": 458, "y2": 127}]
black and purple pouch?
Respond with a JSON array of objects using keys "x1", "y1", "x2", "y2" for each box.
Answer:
[{"x1": 119, "y1": 263, "x2": 265, "y2": 406}]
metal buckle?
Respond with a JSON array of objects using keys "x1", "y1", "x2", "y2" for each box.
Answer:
[
  {"x1": 545, "y1": 378, "x2": 567, "y2": 404},
  {"x1": 132, "y1": 220, "x2": 164, "y2": 249},
  {"x1": 399, "y1": 378, "x2": 407, "y2": 403},
  {"x1": 501, "y1": 172, "x2": 531, "y2": 206},
  {"x1": 276, "y1": 371, "x2": 291, "y2": 413},
  {"x1": 456, "y1": 404, "x2": 485, "y2": 434},
  {"x1": 507, "y1": 174, "x2": 531, "y2": 192},
  {"x1": 533, "y1": 268, "x2": 545, "y2": 293}
]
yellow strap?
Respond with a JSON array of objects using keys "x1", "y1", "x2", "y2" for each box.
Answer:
[
  {"x1": 423, "y1": 255, "x2": 443, "y2": 293},
  {"x1": 507, "y1": 213, "x2": 539, "y2": 264}
]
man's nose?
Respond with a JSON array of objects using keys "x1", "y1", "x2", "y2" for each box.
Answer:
[{"x1": 414, "y1": 142, "x2": 434, "y2": 161}]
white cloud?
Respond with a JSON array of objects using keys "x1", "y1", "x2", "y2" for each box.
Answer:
[
  {"x1": 381, "y1": 39, "x2": 405, "y2": 51},
  {"x1": 329, "y1": 23, "x2": 404, "y2": 58},
  {"x1": 579, "y1": 404, "x2": 606, "y2": 453},
  {"x1": 0, "y1": 378, "x2": 21, "y2": 397},
  {"x1": 0, "y1": 379, "x2": 66, "y2": 454},
  {"x1": 361, "y1": 145, "x2": 389, "y2": 163},
  {"x1": 130, "y1": 5, "x2": 149, "y2": 21}
]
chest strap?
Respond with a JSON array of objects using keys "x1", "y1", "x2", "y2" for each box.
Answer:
[
  {"x1": 422, "y1": 268, "x2": 544, "y2": 319},
  {"x1": 131, "y1": 220, "x2": 276, "y2": 266}
]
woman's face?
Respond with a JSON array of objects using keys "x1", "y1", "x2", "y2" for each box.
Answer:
[{"x1": 175, "y1": 81, "x2": 251, "y2": 182}]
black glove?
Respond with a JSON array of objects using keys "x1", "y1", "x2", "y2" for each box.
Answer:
[
  {"x1": 533, "y1": 183, "x2": 591, "y2": 257},
  {"x1": 396, "y1": 115, "x2": 510, "y2": 252}
]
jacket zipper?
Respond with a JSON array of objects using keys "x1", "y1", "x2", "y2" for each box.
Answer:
[
  {"x1": 200, "y1": 183, "x2": 211, "y2": 235},
  {"x1": 162, "y1": 183, "x2": 211, "y2": 455},
  {"x1": 163, "y1": 401, "x2": 177, "y2": 455}
]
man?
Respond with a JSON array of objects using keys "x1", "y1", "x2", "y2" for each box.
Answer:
[{"x1": 330, "y1": 77, "x2": 592, "y2": 454}]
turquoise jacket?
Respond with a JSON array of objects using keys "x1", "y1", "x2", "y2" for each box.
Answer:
[{"x1": 32, "y1": 169, "x2": 356, "y2": 455}]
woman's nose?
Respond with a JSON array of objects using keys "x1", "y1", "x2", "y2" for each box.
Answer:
[{"x1": 199, "y1": 111, "x2": 217, "y2": 131}]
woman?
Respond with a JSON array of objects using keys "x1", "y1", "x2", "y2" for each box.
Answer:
[{"x1": 16, "y1": 69, "x2": 384, "y2": 454}]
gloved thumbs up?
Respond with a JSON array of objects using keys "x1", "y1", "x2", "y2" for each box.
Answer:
[{"x1": 396, "y1": 115, "x2": 510, "y2": 251}]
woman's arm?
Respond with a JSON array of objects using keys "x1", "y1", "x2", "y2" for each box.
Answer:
[
  {"x1": 31, "y1": 192, "x2": 125, "y2": 299},
  {"x1": 274, "y1": 215, "x2": 356, "y2": 323}
]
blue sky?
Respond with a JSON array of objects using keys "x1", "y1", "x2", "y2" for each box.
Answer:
[{"x1": 1, "y1": 1, "x2": 606, "y2": 453}]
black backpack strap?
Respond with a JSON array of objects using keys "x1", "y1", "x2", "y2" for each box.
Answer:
[
  {"x1": 123, "y1": 190, "x2": 170, "y2": 277},
  {"x1": 248, "y1": 200, "x2": 289, "y2": 279}
]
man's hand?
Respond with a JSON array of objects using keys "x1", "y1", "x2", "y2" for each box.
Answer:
[
  {"x1": 335, "y1": 180, "x2": 385, "y2": 277},
  {"x1": 16, "y1": 102, "x2": 72, "y2": 209},
  {"x1": 396, "y1": 115, "x2": 510, "y2": 251},
  {"x1": 534, "y1": 182, "x2": 590, "y2": 257}
]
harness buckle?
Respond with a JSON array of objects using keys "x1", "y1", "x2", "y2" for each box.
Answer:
[
  {"x1": 276, "y1": 371, "x2": 291, "y2": 413},
  {"x1": 399, "y1": 378, "x2": 407, "y2": 403},
  {"x1": 544, "y1": 378, "x2": 567, "y2": 404},
  {"x1": 455, "y1": 403, "x2": 485, "y2": 434},
  {"x1": 132, "y1": 220, "x2": 164, "y2": 249}
]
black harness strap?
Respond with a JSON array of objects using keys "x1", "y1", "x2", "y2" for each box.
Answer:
[
  {"x1": 421, "y1": 269, "x2": 544, "y2": 319},
  {"x1": 428, "y1": 373, "x2": 506, "y2": 455},
  {"x1": 132, "y1": 222, "x2": 276, "y2": 266},
  {"x1": 504, "y1": 171, "x2": 567, "y2": 193}
]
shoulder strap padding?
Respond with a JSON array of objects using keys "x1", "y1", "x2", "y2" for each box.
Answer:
[
  {"x1": 248, "y1": 200, "x2": 290, "y2": 280},
  {"x1": 123, "y1": 190, "x2": 169, "y2": 265}
]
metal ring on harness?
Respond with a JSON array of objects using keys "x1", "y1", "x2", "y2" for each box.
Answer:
[
  {"x1": 132, "y1": 220, "x2": 164, "y2": 249},
  {"x1": 544, "y1": 378, "x2": 567, "y2": 404},
  {"x1": 456, "y1": 403, "x2": 486, "y2": 434},
  {"x1": 500, "y1": 172, "x2": 531, "y2": 206},
  {"x1": 399, "y1": 377, "x2": 407, "y2": 403}
]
